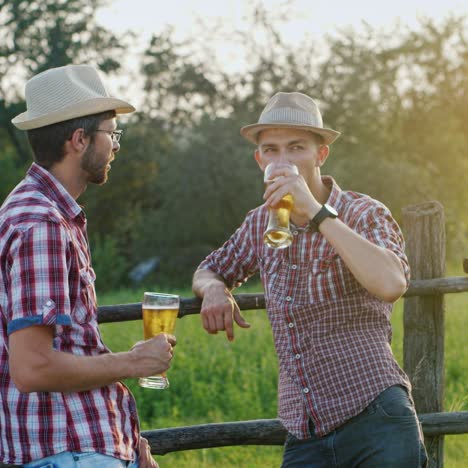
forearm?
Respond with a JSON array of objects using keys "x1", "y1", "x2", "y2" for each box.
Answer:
[
  {"x1": 29, "y1": 349, "x2": 134, "y2": 393},
  {"x1": 319, "y1": 217, "x2": 407, "y2": 302},
  {"x1": 192, "y1": 268, "x2": 230, "y2": 298},
  {"x1": 8, "y1": 324, "x2": 175, "y2": 394},
  {"x1": 10, "y1": 335, "x2": 136, "y2": 393}
]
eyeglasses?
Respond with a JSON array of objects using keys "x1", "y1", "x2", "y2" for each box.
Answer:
[{"x1": 94, "y1": 129, "x2": 123, "y2": 143}]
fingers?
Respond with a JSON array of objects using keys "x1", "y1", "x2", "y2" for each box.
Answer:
[
  {"x1": 201, "y1": 295, "x2": 245, "y2": 341},
  {"x1": 139, "y1": 436, "x2": 158, "y2": 468},
  {"x1": 234, "y1": 308, "x2": 251, "y2": 329},
  {"x1": 165, "y1": 334, "x2": 177, "y2": 347},
  {"x1": 263, "y1": 175, "x2": 297, "y2": 206}
]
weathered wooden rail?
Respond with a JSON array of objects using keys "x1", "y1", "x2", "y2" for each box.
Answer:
[
  {"x1": 140, "y1": 412, "x2": 468, "y2": 455},
  {"x1": 96, "y1": 275, "x2": 468, "y2": 323}
]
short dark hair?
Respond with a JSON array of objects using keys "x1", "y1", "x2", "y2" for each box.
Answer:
[{"x1": 27, "y1": 110, "x2": 116, "y2": 169}]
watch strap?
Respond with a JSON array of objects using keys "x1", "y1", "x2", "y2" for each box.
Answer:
[{"x1": 308, "y1": 204, "x2": 337, "y2": 231}]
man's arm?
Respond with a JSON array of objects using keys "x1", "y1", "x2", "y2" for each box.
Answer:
[
  {"x1": 192, "y1": 268, "x2": 250, "y2": 341},
  {"x1": 316, "y1": 217, "x2": 407, "y2": 302},
  {"x1": 9, "y1": 325, "x2": 176, "y2": 393},
  {"x1": 264, "y1": 168, "x2": 407, "y2": 303}
]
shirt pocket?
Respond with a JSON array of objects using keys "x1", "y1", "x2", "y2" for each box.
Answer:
[
  {"x1": 75, "y1": 266, "x2": 97, "y2": 323},
  {"x1": 308, "y1": 254, "x2": 361, "y2": 303},
  {"x1": 259, "y1": 253, "x2": 285, "y2": 301}
]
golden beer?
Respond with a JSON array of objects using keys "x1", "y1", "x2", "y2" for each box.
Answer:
[
  {"x1": 263, "y1": 163, "x2": 298, "y2": 249},
  {"x1": 143, "y1": 307, "x2": 178, "y2": 339},
  {"x1": 139, "y1": 292, "x2": 179, "y2": 390},
  {"x1": 264, "y1": 193, "x2": 294, "y2": 248}
]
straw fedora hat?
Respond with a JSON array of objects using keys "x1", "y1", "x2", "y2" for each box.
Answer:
[
  {"x1": 240, "y1": 92, "x2": 340, "y2": 145},
  {"x1": 12, "y1": 64, "x2": 135, "y2": 130}
]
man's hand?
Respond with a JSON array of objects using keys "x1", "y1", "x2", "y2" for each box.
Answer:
[
  {"x1": 200, "y1": 284, "x2": 250, "y2": 341},
  {"x1": 263, "y1": 165, "x2": 321, "y2": 225},
  {"x1": 138, "y1": 436, "x2": 159, "y2": 468},
  {"x1": 129, "y1": 333, "x2": 176, "y2": 378}
]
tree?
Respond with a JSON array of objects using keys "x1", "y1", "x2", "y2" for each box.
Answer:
[{"x1": 0, "y1": 0, "x2": 126, "y2": 166}]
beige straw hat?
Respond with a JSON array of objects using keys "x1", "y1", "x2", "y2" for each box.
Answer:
[
  {"x1": 12, "y1": 64, "x2": 135, "y2": 130},
  {"x1": 240, "y1": 92, "x2": 340, "y2": 145}
]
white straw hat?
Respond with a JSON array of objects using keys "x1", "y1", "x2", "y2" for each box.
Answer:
[
  {"x1": 12, "y1": 64, "x2": 135, "y2": 130},
  {"x1": 240, "y1": 92, "x2": 340, "y2": 145}
]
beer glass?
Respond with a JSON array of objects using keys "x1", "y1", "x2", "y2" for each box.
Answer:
[
  {"x1": 139, "y1": 292, "x2": 179, "y2": 389},
  {"x1": 263, "y1": 162, "x2": 299, "y2": 249}
]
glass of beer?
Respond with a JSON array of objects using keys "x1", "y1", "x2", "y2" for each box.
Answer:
[
  {"x1": 139, "y1": 292, "x2": 179, "y2": 389},
  {"x1": 263, "y1": 162, "x2": 299, "y2": 249}
]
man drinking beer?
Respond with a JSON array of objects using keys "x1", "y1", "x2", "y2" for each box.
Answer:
[{"x1": 192, "y1": 92, "x2": 427, "y2": 467}]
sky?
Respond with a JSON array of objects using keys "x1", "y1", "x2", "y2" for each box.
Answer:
[{"x1": 95, "y1": 0, "x2": 466, "y2": 105}]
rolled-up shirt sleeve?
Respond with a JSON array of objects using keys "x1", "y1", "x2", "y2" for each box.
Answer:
[
  {"x1": 355, "y1": 203, "x2": 411, "y2": 287},
  {"x1": 198, "y1": 211, "x2": 259, "y2": 289},
  {"x1": 7, "y1": 222, "x2": 73, "y2": 334}
]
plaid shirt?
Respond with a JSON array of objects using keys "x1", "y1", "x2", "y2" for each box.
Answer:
[
  {"x1": 199, "y1": 176, "x2": 411, "y2": 438},
  {"x1": 0, "y1": 163, "x2": 139, "y2": 465}
]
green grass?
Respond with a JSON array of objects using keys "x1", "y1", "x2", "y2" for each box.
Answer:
[{"x1": 98, "y1": 273, "x2": 467, "y2": 468}]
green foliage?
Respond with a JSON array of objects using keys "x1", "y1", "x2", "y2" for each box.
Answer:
[
  {"x1": 136, "y1": 115, "x2": 262, "y2": 285},
  {"x1": 90, "y1": 234, "x2": 128, "y2": 292},
  {"x1": 0, "y1": 0, "x2": 127, "y2": 165},
  {"x1": 0, "y1": 139, "x2": 28, "y2": 201}
]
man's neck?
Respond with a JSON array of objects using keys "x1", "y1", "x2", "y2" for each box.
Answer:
[
  {"x1": 308, "y1": 174, "x2": 331, "y2": 205},
  {"x1": 49, "y1": 164, "x2": 86, "y2": 200}
]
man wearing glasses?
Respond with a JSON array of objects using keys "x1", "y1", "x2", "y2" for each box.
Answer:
[{"x1": 0, "y1": 65, "x2": 175, "y2": 467}]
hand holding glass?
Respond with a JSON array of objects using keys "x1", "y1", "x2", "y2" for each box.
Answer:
[
  {"x1": 263, "y1": 162, "x2": 299, "y2": 249},
  {"x1": 139, "y1": 292, "x2": 179, "y2": 389}
]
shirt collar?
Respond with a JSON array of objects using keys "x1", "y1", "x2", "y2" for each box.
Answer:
[
  {"x1": 26, "y1": 163, "x2": 83, "y2": 220},
  {"x1": 321, "y1": 175, "x2": 342, "y2": 209}
]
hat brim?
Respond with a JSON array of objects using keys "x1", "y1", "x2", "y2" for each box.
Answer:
[
  {"x1": 12, "y1": 97, "x2": 136, "y2": 130},
  {"x1": 240, "y1": 123, "x2": 341, "y2": 146}
]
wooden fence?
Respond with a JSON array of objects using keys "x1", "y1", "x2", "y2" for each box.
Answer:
[
  {"x1": 1, "y1": 202, "x2": 467, "y2": 467},
  {"x1": 96, "y1": 201, "x2": 468, "y2": 468}
]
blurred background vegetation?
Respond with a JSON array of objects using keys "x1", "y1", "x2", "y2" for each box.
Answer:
[{"x1": 1, "y1": 0, "x2": 467, "y2": 291}]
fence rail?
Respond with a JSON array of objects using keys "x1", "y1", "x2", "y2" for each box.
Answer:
[
  {"x1": 97, "y1": 276, "x2": 468, "y2": 323},
  {"x1": 142, "y1": 412, "x2": 468, "y2": 455}
]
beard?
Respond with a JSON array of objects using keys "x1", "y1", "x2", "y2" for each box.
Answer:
[{"x1": 81, "y1": 143, "x2": 110, "y2": 185}]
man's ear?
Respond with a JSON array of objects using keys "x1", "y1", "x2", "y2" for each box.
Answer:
[
  {"x1": 254, "y1": 149, "x2": 265, "y2": 171},
  {"x1": 316, "y1": 144, "x2": 330, "y2": 167},
  {"x1": 68, "y1": 128, "x2": 89, "y2": 153}
]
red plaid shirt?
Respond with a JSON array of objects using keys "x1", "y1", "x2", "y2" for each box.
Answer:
[
  {"x1": 199, "y1": 176, "x2": 411, "y2": 438},
  {"x1": 0, "y1": 163, "x2": 139, "y2": 464}
]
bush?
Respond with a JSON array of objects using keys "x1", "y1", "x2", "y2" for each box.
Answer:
[{"x1": 90, "y1": 234, "x2": 129, "y2": 292}]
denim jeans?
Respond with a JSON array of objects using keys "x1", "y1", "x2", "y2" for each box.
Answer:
[
  {"x1": 282, "y1": 385, "x2": 428, "y2": 467},
  {"x1": 22, "y1": 450, "x2": 139, "y2": 468}
]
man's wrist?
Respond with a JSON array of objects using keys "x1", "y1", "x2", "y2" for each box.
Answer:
[
  {"x1": 308, "y1": 204, "x2": 339, "y2": 231},
  {"x1": 201, "y1": 279, "x2": 228, "y2": 297}
]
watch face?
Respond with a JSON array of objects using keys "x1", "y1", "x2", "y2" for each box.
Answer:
[{"x1": 324, "y1": 204, "x2": 338, "y2": 217}]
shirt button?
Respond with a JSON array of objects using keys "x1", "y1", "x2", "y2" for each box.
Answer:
[
  {"x1": 46, "y1": 300, "x2": 52, "y2": 306},
  {"x1": 288, "y1": 322, "x2": 294, "y2": 328},
  {"x1": 303, "y1": 387, "x2": 310, "y2": 394},
  {"x1": 291, "y1": 264, "x2": 297, "y2": 270},
  {"x1": 286, "y1": 296, "x2": 292, "y2": 302},
  {"x1": 293, "y1": 231, "x2": 299, "y2": 236},
  {"x1": 295, "y1": 354, "x2": 301, "y2": 360}
]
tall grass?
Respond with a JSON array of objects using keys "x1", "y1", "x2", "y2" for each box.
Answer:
[{"x1": 98, "y1": 272, "x2": 467, "y2": 467}]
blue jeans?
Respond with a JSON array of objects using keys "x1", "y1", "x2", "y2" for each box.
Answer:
[
  {"x1": 22, "y1": 451, "x2": 139, "y2": 468},
  {"x1": 282, "y1": 385, "x2": 428, "y2": 467}
]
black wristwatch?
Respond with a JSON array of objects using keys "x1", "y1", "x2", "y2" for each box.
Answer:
[{"x1": 308, "y1": 204, "x2": 338, "y2": 231}]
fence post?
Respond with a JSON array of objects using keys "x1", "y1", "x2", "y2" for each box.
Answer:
[{"x1": 402, "y1": 201, "x2": 445, "y2": 468}]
